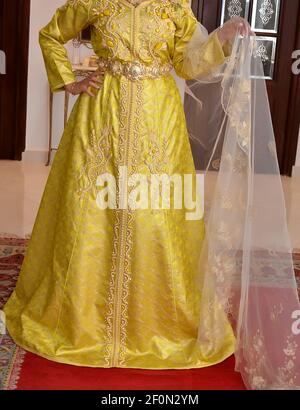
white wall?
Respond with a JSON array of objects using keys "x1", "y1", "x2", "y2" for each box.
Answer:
[
  {"x1": 25, "y1": 0, "x2": 62, "y2": 158},
  {"x1": 25, "y1": 0, "x2": 93, "y2": 160},
  {"x1": 24, "y1": 0, "x2": 185, "y2": 161}
]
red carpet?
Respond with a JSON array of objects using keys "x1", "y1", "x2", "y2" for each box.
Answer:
[
  {"x1": 1, "y1": 237, "x2": 300, "y2": 390},
  {"x1": 16, "y1": 353, "x2": 245, "y2": 390}
]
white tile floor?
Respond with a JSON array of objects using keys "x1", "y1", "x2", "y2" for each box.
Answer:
[{"x1": 0, "y1": 160, "x2": 300, "y2": 249}]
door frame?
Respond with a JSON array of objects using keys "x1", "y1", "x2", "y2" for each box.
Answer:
[
  {"x1": 282, "y1": 3, "x2": 300, "y2": 176},
  {"x1": 0, "y1": 0, "x2": 31, "y2": 160}
]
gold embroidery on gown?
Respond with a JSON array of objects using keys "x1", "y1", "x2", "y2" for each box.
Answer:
[{"x1": 4, "y1": 0, "x2": 235, "y2": 368}]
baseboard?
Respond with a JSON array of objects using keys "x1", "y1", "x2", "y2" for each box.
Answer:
[
  {"x1": 292, "y1": 165, "x2": 300, "y2": 177},
  {"x1": 22, "y1": 150, "x2": 48, "y2": 164}
]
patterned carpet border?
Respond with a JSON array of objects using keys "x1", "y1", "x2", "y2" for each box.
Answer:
[
  {"x1": 0, "y1": 236, "x2": 28, "y2": 390},
  {"x1": 293, "y1": 249, "x2": 300, "y2": 291},
  {"x1": 0, "y1": 236, "x2": 299, "y2": 390},
  {"x1": 0, "y1": 335, "x2": 26, "y2": 390}
]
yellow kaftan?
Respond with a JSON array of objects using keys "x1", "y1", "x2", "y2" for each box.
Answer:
[{"x1": 4, "y1": 0, "x2": 235, "y2": 368}]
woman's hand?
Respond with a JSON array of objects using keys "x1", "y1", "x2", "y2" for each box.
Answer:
[
  {"x1": 65, "y1": 71, "x2": 103, "y2": 97},
  {"x1": 217, "y1": 17, "x2": 253, "y2": 45}
]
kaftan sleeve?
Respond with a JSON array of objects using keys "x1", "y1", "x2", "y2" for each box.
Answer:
[
  {"x1": 39, "y1": 0, "x2": 96, "y2": 92},
  {"x1": 171, "y1": 1, "x2": 231, "y2": 80}
]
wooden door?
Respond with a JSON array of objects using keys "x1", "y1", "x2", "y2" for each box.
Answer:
[
  {"x1": 0, "y1": 0, "x2": 31, "y2": 160},
  {"x1": 189, "y1": 0, "x2": 300, "y2": 175}
]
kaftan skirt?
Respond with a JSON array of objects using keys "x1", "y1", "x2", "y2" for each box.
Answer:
[{"x1": 4, "y1": 72, "x2": 235, "y2": 368}]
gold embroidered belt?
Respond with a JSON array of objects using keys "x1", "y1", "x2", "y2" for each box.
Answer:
[{"x1": 97, "y1": 58, "x2": 173, "y2": 81}]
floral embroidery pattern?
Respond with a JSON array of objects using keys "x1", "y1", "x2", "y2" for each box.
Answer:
[
  {"x1": 277, "y1": 336, "x2": 298, "y2": 387},
  {"x1": 139, "y1": 2, "x2": 174, "y2": 64},
  {"x1": 103, "y1": 79, "x2": 130, "y2": 367},
  {"x1": 270, "y1": 303, "x2": 284, "y2": 322},
  {"x1": 89, "y1": 1, "x2": 196, "y2": 66},
  {"x1": 104, "y1": 79, "x2": 144, "y2": 367},
  {"x1": 140, "y1": 131, "x2": 168, "y2": 175},
  {"x1": 244, "y1": 330, "x2": 299, "y2": 389},
  {"x1": 93, "y1": 1, "x2": 132, "y2": 60},
  {"x1": 77, "y1": 127, "x2": 112, "y2": 198},
  {"x1": 225, "y1": 77, "x2": 251, "y2": 155}
]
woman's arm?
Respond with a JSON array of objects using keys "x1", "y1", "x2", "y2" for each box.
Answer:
[
  {"x1": 39, "y1": 0, "x2": 97, "y2": 93},
  {"x1": 172, "y1": 1, "x2": 251, "y2": 80}
]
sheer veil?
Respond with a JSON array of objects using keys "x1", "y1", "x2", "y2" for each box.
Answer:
[{"x1": 184, "y1": 24, "x2": 300, "y2": 389}]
